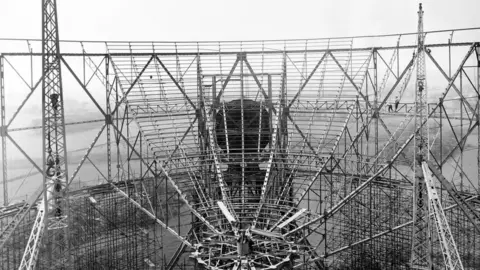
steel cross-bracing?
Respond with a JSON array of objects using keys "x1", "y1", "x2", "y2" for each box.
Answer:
[{"x1": 1, "y1": 3, "x2": 480, "y2": 270}]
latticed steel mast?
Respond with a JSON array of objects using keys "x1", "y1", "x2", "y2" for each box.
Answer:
[
  {"x1": 19, "y1": 0, "x2": 70, "y2": 268},
  {"x1": 410, "y1": 3, "x2": 431, "y2": 269},
  {"x1": 40, "y1": 0, "x2": 70, "y2": 263}
]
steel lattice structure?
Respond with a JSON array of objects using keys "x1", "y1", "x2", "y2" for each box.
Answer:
[
  {"x1": 1, "y1": 3, "x2": 480, "y2": 270},
  {"x1": 411, "y1": 4, "x2": 432, "y2": 269}
]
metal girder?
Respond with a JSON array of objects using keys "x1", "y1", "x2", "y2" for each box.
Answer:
[
  {"x1": 61, "y1": 57, "x2": 106, "y2": 116},
  {"x1": 422, "y1": 162, "x2": 464, "y2": 270},
  {"x1": 287, "y1": 52, "x2": 328, "y2": 109},
  {"x1": 252, "y1": 104, "x2": 280, "y2": 228},
  {"x1": 111, "y1": 123, "x2": 220, "y2": 235},
  {"x1": 477, "y1": 43, "x2": 480, "y2": 194},
  {"x1": 243, "y1": 57, "x2": 271, "y2": 102},
  {"x1": 2, "y1": 57, "x2": 33, "y2": 90},
  {"x1": 6, "y1": 134, "x2": 42, "y2": 174},
  {"x1": 328, "y1": 50, "x2": 373, "y2": 109},
  {"x1": 154, "y1": 55, "x2": 197, "y2": 110},
  {"x1": 111, "y1": 55, "x2": 154, "y2": 115},
  {"x1": 6, "y1": 74, "x2": 43, "y2": 128},
  {"x1": 107, "y1": 56, "x2": 219, "y2": 235},
  {"x1": 324, "y1": 194, "x2": 480, "y2": 259},
  {"x1": 109, "y1": 183, "x2": 194, "y2": 249},
  {"x1": 288, "y1": 117, "x2": 374, "y2": 214},
  {"x1": 285, "y1": 133, "x2": 412, "y2": 237},
  {"x1": 214, "y1": 55, "x2": 240, "y2": 105},
  {"x1": 426, "y1": 46, "x2": 477, "y2": 118},
  {"x1": 165, "y1": 228, "x2": 193, "y2": 270},
  {"x1": 377, "y1": 48, "x2": 399, "y2": 84},
  {"x1": 67, "y1": 124, "x2": 106, "y2": 186},
  {"x1": 293, "y1": 108, "x2": 354, "y2": 207},
  {"x1": 1, "y1": 55, "x2": 7, "y2": 206},
  {"x1": 0, "y1": 184, "x2": 44, "y2": 251},
  {"x1": 19, "y1": 201, "x2": 45, "y2": 269},
  {"x1": 4, "y1": 40, "x2": 476, "y2": 58},
  {"x1": 427, "y1": 161, "x2": 480, "y2": 234},
  {"x1": 378, "y1": 56, "x2": 416, "y2": 111},
  {"x1": 206, "y1": 116, "x2": 236, "y2": 220},
  {"x1": 368, "y1": 115, "x2": 414, "y2": 172}
]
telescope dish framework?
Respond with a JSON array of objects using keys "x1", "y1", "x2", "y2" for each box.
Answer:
[{"x1": 1, "y1": 8, "x2": 480, "y2": 270}]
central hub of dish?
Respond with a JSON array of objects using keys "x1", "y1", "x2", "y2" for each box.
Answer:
[{"x1": 215, "y1": 99, "x2": 271, "y2": 156}]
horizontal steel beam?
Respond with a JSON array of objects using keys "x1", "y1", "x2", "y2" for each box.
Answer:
[{"x1": 0, "y1": 42, "x2": 475, "y2": 56}]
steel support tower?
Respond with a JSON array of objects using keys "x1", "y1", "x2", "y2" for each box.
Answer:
[
  {"x1": 410, "y1": 3, "x2": 432, "y2": 269},
  {"x1": 40, "y1": 0, "x2": 70, "y2": 264},
  {"x1": 19, "y1": 0, "x2": 70, "y2": 268}
]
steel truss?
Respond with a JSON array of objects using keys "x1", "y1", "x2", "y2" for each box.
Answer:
[{"x1": 1, "y1": 11, "x2": 480, "y2": 270}]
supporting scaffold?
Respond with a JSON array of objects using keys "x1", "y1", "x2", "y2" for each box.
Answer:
[{"x1": 1, "y1": 2, "x2": 480, "y2": 270}]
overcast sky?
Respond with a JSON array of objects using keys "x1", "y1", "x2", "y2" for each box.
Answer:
[{"x1": 1, "y1": 0, "x2": 479, "y2": 41}]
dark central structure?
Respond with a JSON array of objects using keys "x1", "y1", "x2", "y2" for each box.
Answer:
[
  {"x1": 215, "y1": 99, "x2": 271, "y2": 156},
  {"x1": 215, "y1": 99, "x2": 272, "y2": 197}
]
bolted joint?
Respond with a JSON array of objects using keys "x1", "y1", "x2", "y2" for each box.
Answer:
[
  {"x1": 0, "y1": 125, "x2": 6, "y2": 137},
  {"x1": 237, "y1": 52, "x2": 247, "y2": 61},
  {"x1": 105, "y1": 114, "x2": 112, "y2": 125}
]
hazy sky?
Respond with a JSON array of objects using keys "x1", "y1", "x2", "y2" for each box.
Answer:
[{"x1": 1, "y1": 0, "x2": 479, "y2": 41}]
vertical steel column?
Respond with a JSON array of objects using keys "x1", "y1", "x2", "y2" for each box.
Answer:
[
  {"x1": 280, "y1": 53, "x2": 288, "y2": 202},
  {"x1": 372, "y1": 49, "x2": 378, "y2": 261},
  {"x1": 197, "y1": 55, "x2": 206, "y2": 187},
  {"x1": 449, "y1": 37, "x2": 452, "y2": 77},
  {"x1": 365, "y1": 69, "x2": 369, "y2": 174},
  {"x1": 397, "y1": 38, "x2": 400, "y2": 77},
  {"x1": 125, "y1": 100, "x2": 129, "y2": 182},
  {"x1": 120, "y1": 80, "x2": 127, "y2": 182},
  {"x1": 459, "y1": 70, "x2": 463, "y2": 191},
  {"x1": 0, "y1": 55, "x2": 7, "y2": 206},
  {"x1": 240, "y1": 52, "x2": 245, "y2": 208},
  {"x1": 210, "y1": 76, "x2": 216, "y2": 196},
  {"x1": 41, "y1": 0, "x2": 70, "y2": 266},
  {"x1": 106, "y1": 56, "x2": 112, "y2": 182},
  {"x1": 410, "y1": 3, "x2": 432, "y2": 269},
  {"x1": 373, "y1": 49, "x2": 378, "y2": 171},
  {"x1": 196, "y1": 54, "x2": 206, "y2": 235},
  {"x1": 440, "y1": 101, "x2": 443, "y2": 174},
  {"x1": 476, "y1": 44, "x2": 480, "y2": 192}
]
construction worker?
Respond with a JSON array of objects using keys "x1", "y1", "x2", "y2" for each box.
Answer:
[
  {"x1": 394, "y1": 96, "x2": 400, "y2": 112},
  {"x1": 387, "y1": 102, "x2": 393, "y2": 113}
]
